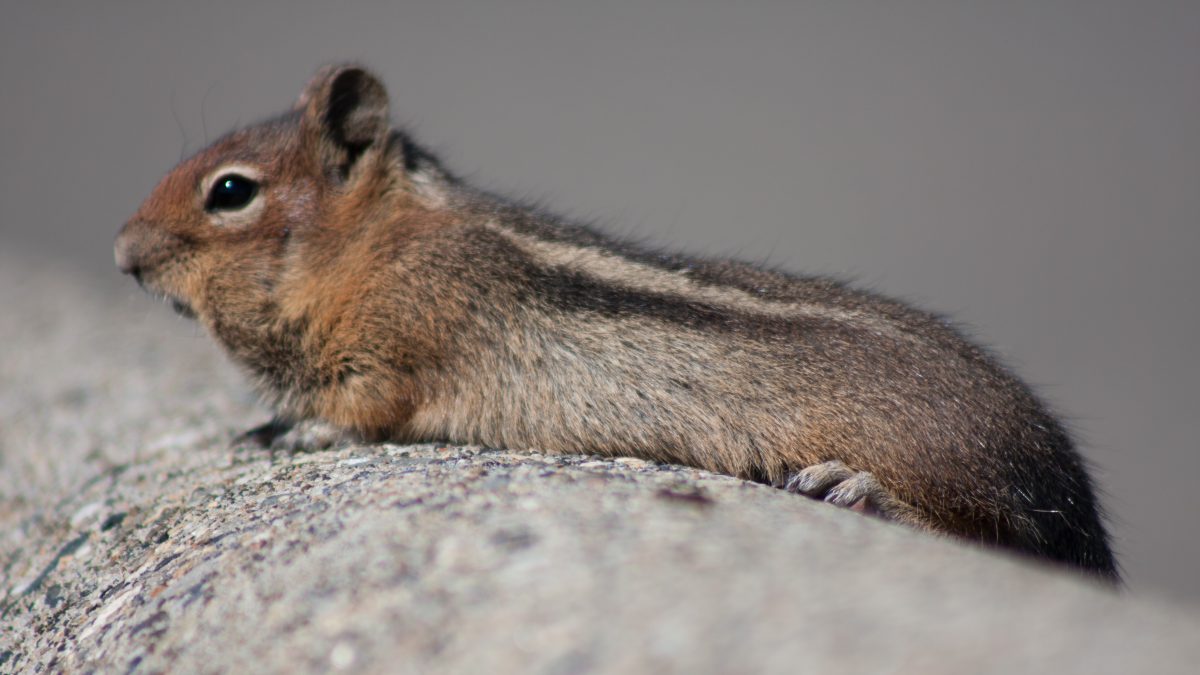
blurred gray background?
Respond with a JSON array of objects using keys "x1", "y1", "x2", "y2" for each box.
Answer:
[{"x1": 2, "y1": 1, "x2": 1197, "y2": 604}]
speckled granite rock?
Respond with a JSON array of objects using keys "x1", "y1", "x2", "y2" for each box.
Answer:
[{"x1": 2, "y1": 247, "x2": 1199, "y2": 674}]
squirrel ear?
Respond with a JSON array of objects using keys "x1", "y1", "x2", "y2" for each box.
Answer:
[{"x1": 297, "y1": 65, "x2": 390, "y2": 177}]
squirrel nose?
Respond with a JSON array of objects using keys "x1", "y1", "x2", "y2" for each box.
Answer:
[
  {"x1": 114, "y1": 232, "x2": 138, "y2": 276},
  {"x1": 114, "y1": 248, "x2": 141, "y2": 281},
  {"x1": 115, "y1": 220, "x2": 184, "y2": 283},
  {"x1": 114, "y1": 222, "x2": 148, "y2": 281}
]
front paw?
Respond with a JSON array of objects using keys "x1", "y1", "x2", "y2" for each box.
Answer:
[
  {"x1": 233, "y1": 418, "x2": 354, "y2": 452},
  {"x1": 233, "y1": 417, "x2": 294, "y2": 449}
]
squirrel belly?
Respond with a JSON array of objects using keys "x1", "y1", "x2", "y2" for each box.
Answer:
[{"x1": 115, "y1": 64, "x2": 1118, "y2": 580}]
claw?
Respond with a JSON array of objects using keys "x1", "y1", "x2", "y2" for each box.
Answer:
[
  {"x1": 784, "y1": 463, "x2": 927, "y2": 529},
  {"x1": 784, "y1": 460, "x2": 855, "y2": 498}
]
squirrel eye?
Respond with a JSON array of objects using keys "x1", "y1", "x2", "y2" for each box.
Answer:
[{"x1": 205, "y1": 174, "x2": 259, "y2": 212}]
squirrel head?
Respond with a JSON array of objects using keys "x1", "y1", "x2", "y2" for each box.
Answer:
[{"x1": 114, "y1": 64, "x2": 432, "y2": 325}]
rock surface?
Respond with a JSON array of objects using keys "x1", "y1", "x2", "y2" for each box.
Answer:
[{"x1": 2, "y1": 247, "x2": 1198, "y2": 674}]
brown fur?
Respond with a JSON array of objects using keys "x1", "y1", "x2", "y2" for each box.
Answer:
[{"x1": 115, "y1": 64, "x2": 1118, "y2": 579}]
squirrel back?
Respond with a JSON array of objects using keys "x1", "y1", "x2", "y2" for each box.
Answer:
[{"x1": 115, "y1": 65, "x2": 1118, "y2": 579}]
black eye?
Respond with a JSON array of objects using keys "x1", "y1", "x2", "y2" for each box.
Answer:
[{"x1": 205, "y1": 173, "x2": 259, "y2": 212}]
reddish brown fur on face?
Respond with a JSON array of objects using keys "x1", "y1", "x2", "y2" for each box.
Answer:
[
  {"x1": 117, "y1": 64, "x2": 1118, "y2": 579},
  {"x1": 114, "y1": 69, "x2": 462, "y2": 437}
]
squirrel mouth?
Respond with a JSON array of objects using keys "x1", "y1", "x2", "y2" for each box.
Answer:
[
  {"x1": 136, "y1": 273, "x2": 197, "y2": 319},
  {"x1": 131, "y1": 270, "x2": 196, "y2": 319},
  {"x1": 170, "y1": 297, "x2": 197, "y2": 319}
]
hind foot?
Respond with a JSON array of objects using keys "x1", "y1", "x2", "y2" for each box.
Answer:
[{"x1": 784, "y1": 461, "x2": 928, "y2": 529}]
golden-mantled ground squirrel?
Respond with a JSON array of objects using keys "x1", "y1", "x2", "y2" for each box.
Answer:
[{"x1": 115, "y1": 65, "x2": 1117, "y2": 578}]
